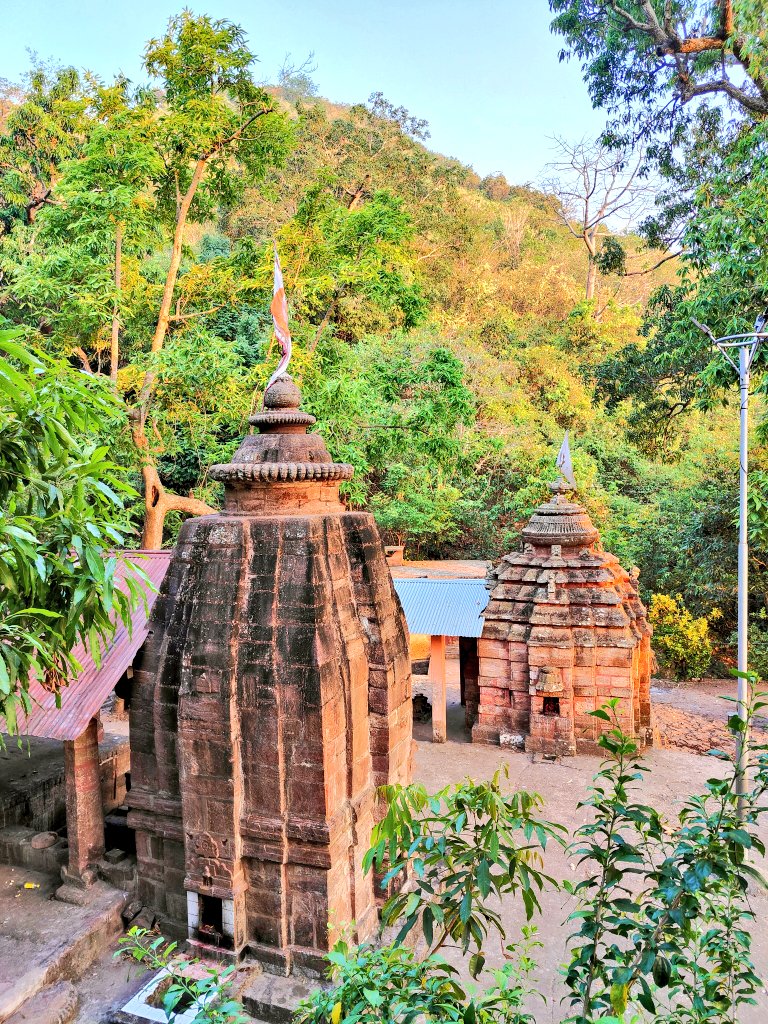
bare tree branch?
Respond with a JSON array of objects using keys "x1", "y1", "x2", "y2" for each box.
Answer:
[{"x1": 542, "y1": 136, "x2": 654, "y2": 302}]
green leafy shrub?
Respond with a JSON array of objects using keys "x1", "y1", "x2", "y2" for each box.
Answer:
[
  {"x1": 293, "y1": 938, "x2": 539, "y2": 1024},
  {"x1": 364, "y1": 769, "x2": 563, "y2": 967},
  {"x1": 649, "y1": 592, "x2": 713, "y2": 679},
  {"x1": 740, "y1": 610, "x2": 768, "y2": 683},
  {"x1": 0, "y1": 331, "x2": 143, "y2": 733},
  {"x1": 299, "y1": 768, "x2": 558, "y2": 1023},
  {"x1": 562, "y1": 694, "x2": 768, "y2": 1022}
]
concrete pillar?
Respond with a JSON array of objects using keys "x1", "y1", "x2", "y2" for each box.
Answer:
[
  {"x1": 429, "y1": 635, "x2": 447, "y2": 743},
  {"x1": 63, "y1": 717, "x2": 104, "y2": 883}
]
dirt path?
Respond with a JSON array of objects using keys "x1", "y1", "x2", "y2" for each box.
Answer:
[{"x1": 652, "y1": 677, "x2": 768, "y2": 756}]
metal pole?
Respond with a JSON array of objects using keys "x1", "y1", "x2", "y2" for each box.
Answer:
[
  {"x1": 736, "y1": 344, "x2": 750, "y2": 813},
  {"x1": 700, "y1": 326, "x2": 767, "y2": 816}
]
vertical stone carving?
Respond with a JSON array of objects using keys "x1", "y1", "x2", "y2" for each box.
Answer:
[
  {"x1": 128, "y1": 376, "x2": 412, "y2": 973},
  {"x1": 473, "y1": 480, "x2": 652, "y2": 754}
]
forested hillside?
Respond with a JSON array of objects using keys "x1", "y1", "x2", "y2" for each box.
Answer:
[{"x1": 0, "y1": 11, "x2": 760, "y2": 664}]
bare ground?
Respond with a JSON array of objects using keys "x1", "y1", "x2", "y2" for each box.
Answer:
[{"x1": 653, "y1": 676, "x2": 768, "y2": 755}]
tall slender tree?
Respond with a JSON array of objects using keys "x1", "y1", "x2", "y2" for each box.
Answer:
[{"x1": 132, "y1": 11, "x2": 292, "y2": 547}]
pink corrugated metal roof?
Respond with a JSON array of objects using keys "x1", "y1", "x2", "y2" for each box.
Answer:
[{"x1": 18, "y1": 551, "x2": 172, "y2": 741}]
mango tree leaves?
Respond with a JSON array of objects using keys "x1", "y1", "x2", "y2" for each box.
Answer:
[
  {"x1": 363, "y1": 767, "x2": 565, "y2": 962},
  {"x1": 0, "y1": 330, "x2": 139, "y2": 733}
]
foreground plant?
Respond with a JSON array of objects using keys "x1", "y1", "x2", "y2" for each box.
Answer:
[
  {"x1": 364, "y1": 768, "x2": 565, "y2": 973},
  {"x1": 0, "y1": 331, "x2": 144, "y2": 733},
  {"x1": 293, "y1": 933, "x2": 541, "y2": 1024},
  {"x1": 297, "y1": 772, "x2": 559, "y2": 1023},
  {"x1": 563, "y1": 691, "x2": 768, "y2": 1023},
  {"x1": 117, "y1": 928, "x2": 247, "y2": 1024}
]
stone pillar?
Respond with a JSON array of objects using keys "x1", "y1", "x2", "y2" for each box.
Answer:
[
  {"x1": 430, "y1": 634, "x2": 447, "y2": 743},
  {"x1": 62, "y1": 717, "x2": 104, "y2": 884}
]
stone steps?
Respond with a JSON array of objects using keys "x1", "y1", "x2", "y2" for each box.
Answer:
[
  {"x1": 4, "y1": 982, "x2": 78, "y2": 1024},
  {"x1": 242, "y1": 972, "x2": 323, "y2": 1024},
  {"x1": 0, "y1": 881, "x2": 127, "y2": 1023}
]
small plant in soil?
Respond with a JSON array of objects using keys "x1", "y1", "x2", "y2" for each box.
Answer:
[{"x1": 116, "y1": 928, "x2": 247, "y2": 1023}]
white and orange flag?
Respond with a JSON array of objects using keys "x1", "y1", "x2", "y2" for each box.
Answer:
[{"x1": 266, "y1": 243, "x2": 292, "y2": 392}]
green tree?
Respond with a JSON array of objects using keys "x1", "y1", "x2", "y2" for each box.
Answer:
[
  {"x1": 276, "y1": 183, "x2": 427, "y2": 346},
  {"x1": 549, "y1": 1, "x2": 768, "y2": 140},
  {"x1": 4, "y1": 79, "x2": 161, "y2": 381},
  {"x1": 562, "y1": 697, "x2": 767, "y2": 1022},
  {"x1": 132, "y1": 11, "x2": 293, "y2": 547},
  {"x1": 0, "y1": 62, "x2": 88, "y2": 233},
  {"x1": 0, "y1": 14, "x2": 294, "y2": 550},
  {"x1": 0, "y1": 331, "x2": 142, "y2": 733},
  {"x1": 550, "y1": 2, "x2": 768, "y2": 448},
  {"x1": 648, "y1": 592, "x2": 714, "y2": 679}
]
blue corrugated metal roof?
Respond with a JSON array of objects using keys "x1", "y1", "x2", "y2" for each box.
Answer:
[{"x1": 392, "y1": 578, "x2": 489, "y2": 638}]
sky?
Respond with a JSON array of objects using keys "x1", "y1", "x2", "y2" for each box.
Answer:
[{"x1": 0, "y1": 0, "x2": 608, "y2": 185}]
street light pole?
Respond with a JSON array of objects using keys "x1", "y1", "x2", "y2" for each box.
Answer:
[
  {"x1": 736, "y1": 341, "x2": 751, "y2": 813},
  {"x1": 704, "y1": 327, "x2": 766, "y2": 815}
]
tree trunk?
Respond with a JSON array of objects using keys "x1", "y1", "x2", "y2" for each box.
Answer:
[
  {"x1": 346, "y1": 174, "x2": 371, "y2": 210},
  {"x1": 131, "y1": 158, "x2": 211, "y2": 544},
  {"x1": 140, "y1": 463, "x2": 217, "y2": 550},
  {"x1": 137, "y1": 157, "x2": 208, "y2": 412},
  {"x1": 585, "y1": 261, "x2": 597, "y2": 302},
  {"x1": 309, "y1": 304, "x2": 335, "y2": 352},
  {"x1": 132, "y1": 420, "x2": 216, "y2": 550},
  {"x1": 110, "y1": 222, "x2": 123, "y2": 384},
  {"x1": 584, "y1": 232, "x2": 597, "y2": 302}
]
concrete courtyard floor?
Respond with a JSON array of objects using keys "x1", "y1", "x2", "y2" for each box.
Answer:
[{"x1": 16, "y1": 671, "x2": 765, "y2": 1023}]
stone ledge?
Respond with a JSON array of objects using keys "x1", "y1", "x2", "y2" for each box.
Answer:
[
  {"x1": 242, "y1": 971, "x2": 327, "y2": 1024},
  {"x1": 4, "y1": 980, "x2": 78, "y2": 1024},
  {"x1": 210, "y1": 462, "x2": 354, "y2": 483}
]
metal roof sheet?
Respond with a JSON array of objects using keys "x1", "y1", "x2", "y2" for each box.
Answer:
[
  {"x1": 392, "y1": 578, "x2": 489, "y2": 638},
  {"x1": 18, "y1": 551, "x2": 172, "y2": 741}
]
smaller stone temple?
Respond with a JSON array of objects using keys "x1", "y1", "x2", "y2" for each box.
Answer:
[
  {"x1": 128, "y1": 375, "x2": 412, "y2": 974},
  {"x1": 472, "y1": 480, "x2": 652, "y2": 754}
]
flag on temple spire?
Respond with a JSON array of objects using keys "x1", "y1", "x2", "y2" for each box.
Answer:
[
  {"x1": 556, "y1": 431, "x2": 577, "y2": 490},
  {"x1": 266, "y1": 243, "x2": 292, "y2": 392}
]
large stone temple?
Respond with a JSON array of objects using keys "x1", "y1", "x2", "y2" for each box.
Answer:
[
  {"x1": 127, "y1": 376, "x2": 412, "y2": 974},
  {"x1": 472, "y1": 479, "x2": 652, "y2": 755}
]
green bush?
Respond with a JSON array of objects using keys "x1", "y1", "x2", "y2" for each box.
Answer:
[
  {"x1": 649, "y1": 593, "x2": 713, "y2": 679},
  {"x1": 743, "y1": 611, "x2": 768, "y2": 682}
]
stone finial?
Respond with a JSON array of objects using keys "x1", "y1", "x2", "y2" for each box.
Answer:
[
  {"x1": 520, "y1": 481, "x2": 599, "y2": 551},
  {"x1": 208, "y1": 374, "x2": 354, "y2": 502},
  {"x1": 263, "y1": 374, "x2": 302, "y2": 410},
  {"x1": 549, "y1": 477, "x2": 572, "y2": 501}
]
